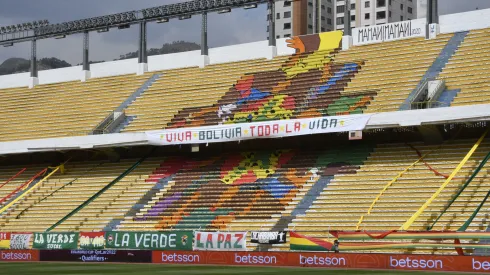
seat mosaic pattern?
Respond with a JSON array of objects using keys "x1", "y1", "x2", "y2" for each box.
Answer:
[
  {"x1": 167, "y1": 32, "x2": 376, "y2": 129},
  {"x1": 119, "y1": 145, "x2": 373, "y2": 232}
]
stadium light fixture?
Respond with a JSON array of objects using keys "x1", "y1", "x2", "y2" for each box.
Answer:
[
  {"x1": 0, "y1": 19, "x2": 49, "y2": 37},
  {"x1": 244, "y1": 4, "x2": 258, "y2": 9},
  {"x1": 3, "y1": 43, "x2": 13, "y2": 47},
  {"x1": 179, "y1": 15, "x2": 192, "y2": 20},
  {"x1": 218, "y1": 8, "x2": 232, "y2": 14},
  {"x1": 1, "y1": 0, "x2": 277, "y2": 44},
  {"x1": 97, "y1": 27, "x2": 110, "y2": 33},
  {"x1": 117, "y1": 24, "x2": 131, "y2": 30},
  {"x1": 156, "y1": 18, "x2": 169, "y2": 23},
  {"x1": 54, "y1": 35, "x2": 66, "y2": 39}
]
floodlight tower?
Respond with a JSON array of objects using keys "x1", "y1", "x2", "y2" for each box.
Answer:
[
  {"x1": 267, "y1": 0, "x2": 277, "y2": 59},
  {"x1": 342, "y1": 0, "x2": 353, "y2": 50},
  {"x1": 427, "y1": 0, "x2": 439, "y2": 24},
  {"x1": 426, "y1": 0, "x2": 439, "y2": 39},
  {"x1": 344, "y1": 0, "x2": 351, "y2": 36},
  {"x1": 268, "y1": 0, "x2": 276, "y2": 47},
  {"x1": 201, "y1": 12, "x2": 209, "y2": 67},
  {"x1": 29, "y1": 39, "x2": 38, "y2": 88},
  {"x1": 82, "y1": 31, "x2": 90, "y2": 82},
  {"x1": 138, "y1": 22, "x2": 148, "y2": 75}
]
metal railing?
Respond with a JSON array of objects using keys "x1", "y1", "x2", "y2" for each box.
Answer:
[
  {"x1": 91, "y1": 111, "x2": 126, "y2": 135},
  {"x1": 410, "y1": 101, "x2": 450, "y2": 110}
]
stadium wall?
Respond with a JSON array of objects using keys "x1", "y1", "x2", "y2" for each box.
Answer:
[
  {"x1": 1, "y1": 249, "x2": 490, "y2": 272},
  {"x1": 1, "y1": 8, "x2": 490, "y2": 89},
  {"x1": 0, "y1": 38, "x2": 294, "y2": 89},
  {"x1": 440, "y1": 9, "x2": 490, "y2": 33}
]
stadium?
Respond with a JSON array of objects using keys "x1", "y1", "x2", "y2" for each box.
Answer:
[{"x1": 0, "y1": 0, "x2": 490, "y2": 274}]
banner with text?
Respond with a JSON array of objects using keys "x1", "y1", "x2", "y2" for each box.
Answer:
[
  {"x1": 0, "y1": 233, "x2": 10, "y2": 249},
  {"x1": 194, "y1": 232, "x2": 247, "y2": 251},
  {"x1": 251, "y1": 232, "x2": 287, "y2": 244},
  {"x1": 80, "y1": 232, "x2": 105, "y2": 249},
  {"x1": 33, "y1": 233, "x2": 78, "y2": 250},
  {"x1": 40, "y1": 249, "x2": 151, "y2": 263},
  {"x1": 10, "y1": 233, "x2": 31, "y2": 249},
  {"x1": 104, "y1": 231, "x2": 192, "y2": 251},
  {"x1": 146, "y1": 115, "x2": 371, "y2": 146},
  {"x1": 353, "y1": 19, "x2": 426, "y2": 45}
]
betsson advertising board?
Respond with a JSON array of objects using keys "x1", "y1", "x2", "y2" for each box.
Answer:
[
  {"x1": 3, "y1": 249, "x2": 490, "y2": 273},
  {"x1": 152, "y1": 251, "x2": 490, "y2": 273},
  {"x1": 0, "y1": 250, "x2": 39, "y2": 262}
]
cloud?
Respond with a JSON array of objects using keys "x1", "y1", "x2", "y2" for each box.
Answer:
[
  {"x1": 0, "y1": 0, "x2": 266, "y2": 64},
  {"x1": 2, "y1": 0, "x2": 490, "y2": 64},
  {"x1": 439, "y1": 0, "x2": 490, "y2": 15}
]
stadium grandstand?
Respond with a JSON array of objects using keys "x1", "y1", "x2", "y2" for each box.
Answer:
[{"x1": 1, "y1": 0, "x2": 490, "y2": 273}]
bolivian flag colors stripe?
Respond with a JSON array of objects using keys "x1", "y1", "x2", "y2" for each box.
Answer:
[
  {"x1": 0, "y1": 232, "x2": 10, "y2": 249},
  {"x1": 290, "y1": 232, "x2": 490, "y2": 252},
  {"x1": 289, "y1": 232, "x2": 333, "y2": 251},
  {"x1": 330, "y1": 231, "x2": 490, "y2": 240}
]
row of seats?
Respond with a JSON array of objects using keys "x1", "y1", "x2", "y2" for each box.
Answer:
[
  {"x1": 0, "y1": 159, "x2": 161, "y2": 232},
  {"x1": 0, "y1": 29, "x2": 483, "y2": 142},
  {"x1": 290, "y1": 139, "x2": 490, "y2": 254},
  {"x1": 117, "y1": 146, "x2": 371, "y2": 233},
  {"x1": 0, "y1": 74, "x2": 150, "y2": 142},
  {"x1": 0, "y1": 165, "x2": 48, "y2": 208},
  {"x1": 122, "y1": 58, "x2": 289, "y2": 132},
  {"x1": 0, "y1": 136, "x2": 488, "y2": 254},
  {"x1": 165, "y1": 59, "x2": 375, "y2": 129},
  {"x1": 334, "y1": 34, "x2": 453, "y2": 113},
  {"x1": 439, "y1": 28, "x2": 490, "y2": 106},
  {"x1": 129, "y1": 32, "x2": 460, "y2": 130}
]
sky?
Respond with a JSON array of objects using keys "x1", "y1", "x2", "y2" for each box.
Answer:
[{"x1": 0, "y1": 0, "x2": 489, "y2": 65}]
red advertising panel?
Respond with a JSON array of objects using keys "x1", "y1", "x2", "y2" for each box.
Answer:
[
  {"x1": 153, "y1": 251, "x2": 204, "y2": 265},
  {"x1": 207, "y1": 251, "x2": 288, "y2": 266},
  {"x1": 290, "y1": 252, "x2": 490, "y2": 272},
  {"x1": 152, "y1": 251, "x2": 490, "y2": 273},
  {"x1": 0, "y1": 250, "x2": 39, "y2": 262}
]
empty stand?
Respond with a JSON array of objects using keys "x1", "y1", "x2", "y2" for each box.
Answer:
[
  {"x1": 0, "y1": 159, "x2": 158, "y2": 232},
  {"x1": 52, "y1": 159, "x2": 162, "y2": 232},
  {"x1": 164, "y1": 55, "x2": 374, "y2": 128},
  {"x1": 291, "y1": 139, "x2": 490, "y2": 237},
  {"x1": 0, "y1": 165, "x2": 47, "y2": 208},
  {"x1": 439, "y1": 28, "x2": 490, "y2": 106},
  {"x1": 118, "y1": 145, "x2": 372, "y2": 237},
  {"x1": 0, "y1": 74, "x2": 150, "y2": 142},
  {"x1": 122, "y1": 58, "x2": 289, "y2": 132},
  {"x1": 334, "y1": 34, "x2": 453, "y2": 113},
  {"x1": 129, "y1": 33, "x2": 461, "y2": 130}
]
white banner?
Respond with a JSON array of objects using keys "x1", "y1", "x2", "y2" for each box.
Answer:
[
  {"x1": 10, "y1": 233, "x2": 32, "y2": 249},
  {"x1": 193, "y1": 232, "x2": 247, "y2": 251},
  {"x1": 353, "y1": 19, "x2": 425, "y2": 45},
  {"x1": 147, "y1": 115, "x2": 371, "y2": 146}
]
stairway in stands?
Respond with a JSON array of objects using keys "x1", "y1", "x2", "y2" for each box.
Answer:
[
  {"x1": 93, "y1": 73, "x2": 162, "y2": 134},
  {"x1": 400, "y1": 31, "x2": 469, "y2": 110},
  {"x1": 437, "y1": 89, "x2": 461, "y2": 106}
]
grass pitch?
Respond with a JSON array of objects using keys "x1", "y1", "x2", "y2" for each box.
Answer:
[{"x1": 0, "y1": 262, "x2": 471, "y2": 275}]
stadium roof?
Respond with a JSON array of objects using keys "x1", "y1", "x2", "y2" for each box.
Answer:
[{"x1": 0, "y1": 0, "x2": 280, "y2": 46}]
